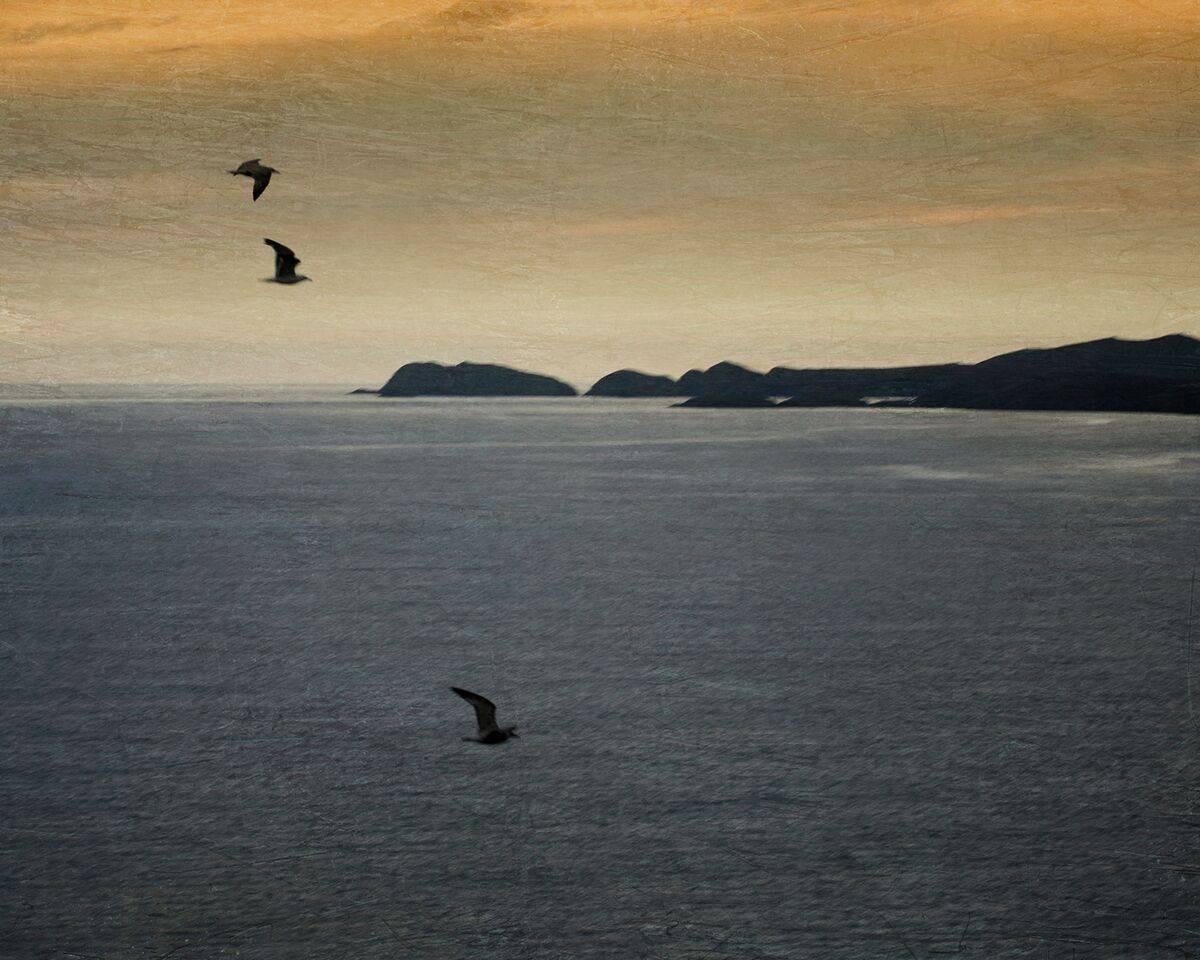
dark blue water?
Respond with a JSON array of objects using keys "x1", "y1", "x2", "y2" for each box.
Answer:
[{"x1": 2, "y1": 390, "x2": 1198, "y2": 958}]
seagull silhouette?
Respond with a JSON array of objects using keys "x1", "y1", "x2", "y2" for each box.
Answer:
[
  {"x1": 229, "y1": 159, "x2": 277, "y2": 201},
  {"x1": 451, "y1": 687, "x2": 519, "y2": 744},
  {"x1": 263, "y1": 239, "x2": 311, "y2": 284}
]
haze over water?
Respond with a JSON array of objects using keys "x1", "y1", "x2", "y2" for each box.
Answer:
[{"x1": 2, "y1": 389, "x2": 1198, "y2": 958}]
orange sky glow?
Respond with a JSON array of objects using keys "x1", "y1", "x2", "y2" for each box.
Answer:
[{"x1": 3, "y1": 1, "x2": 1199, "y2": 384}]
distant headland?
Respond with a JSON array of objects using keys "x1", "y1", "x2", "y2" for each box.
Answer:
[{"x1": 353, "y1": 334, "x2": 1200, "y2": 414}]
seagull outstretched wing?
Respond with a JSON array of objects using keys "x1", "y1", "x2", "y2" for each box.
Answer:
[
  {"x1": 451, "y1": 687, "x2": 498, "y2": 733},
  {"x1": 230, "y1": 160, "x2": 275, "y2": 200},
  {"x1": 263, "y1": 238, "x2": 299, "y2": 281},
  {"x1": 251, "y1": 170, "x2": 272, "y2": 201}
]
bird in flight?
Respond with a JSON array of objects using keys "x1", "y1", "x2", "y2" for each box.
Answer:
[
  {"x1": 451, "y1": 687, "x2": 519, "y2": 744},
  {"x1": 263, "y1": 238, "x2": 311, "y2": 284},
  {"x1": 229, "y1": 159, "x2": 278, "y2": 201}
]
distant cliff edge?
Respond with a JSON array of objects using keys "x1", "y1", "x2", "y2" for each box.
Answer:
[
  {"x1": 378, "y1": 362, "x2": 577, "y2": 398},
  {"x1": 360, "y1": 334, "x2": 1200, "y2": 413},
  {"x1": 903, "y1": 334, "x2": 1200, "y2": 414}
]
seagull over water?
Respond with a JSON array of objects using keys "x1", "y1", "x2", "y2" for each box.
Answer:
[
  {"x1": 229, "y1": 159, "x2": 277, "y2": 201},
  {"x1": 263, "y1": 239, "x2": 311, "y2": 284},
  {"x1": 451, "y1": 687, "x2": 520, "y2": 744}
]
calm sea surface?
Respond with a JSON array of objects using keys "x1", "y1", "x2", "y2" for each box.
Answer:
[{"x1": 2, "y1": 388, "x2": 1199, "y2": 959}]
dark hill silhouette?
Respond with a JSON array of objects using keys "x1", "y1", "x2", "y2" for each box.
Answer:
[
  {"x1": 676, "y1": 362, "x2": 771, "y2": 400},
  {"x1": 974, "y1": 334, "x2": 1200, "y2": 379},
  {"x1": 912, "y1": 334, "x2": 1200, "y2": 413},
  {"x1": 676, "y1": 368, "x2": 707, "y2": 395},
  {"x1": 586, "y1": 369, "x2": 681, "y2": 397},
  {"x1": 378, "y1": 362, "x2": 577, "y2": 397}
]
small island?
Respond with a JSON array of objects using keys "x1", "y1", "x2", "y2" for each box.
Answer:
[
  {"x1": 377, "y1": 361, "x2": 577, "y2": 398},
  {"x1": 585, "y1": 369, "x2": 682, "y2": 397}
]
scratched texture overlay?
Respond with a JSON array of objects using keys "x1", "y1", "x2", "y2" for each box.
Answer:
[
  {"x1": 4, "y1": 2, "x2": 1200, "y2": 960},
  {"x1": 2, "y1": 394, "x2": 1199, "y2": 958}
]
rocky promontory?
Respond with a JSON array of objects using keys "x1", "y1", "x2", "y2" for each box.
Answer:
[
  {"x1": 765, "y1": 363, "x2": 963, "y2": 402},
  {"x1": 673, "y1": 395, "x2": 778, "y2": 408}
]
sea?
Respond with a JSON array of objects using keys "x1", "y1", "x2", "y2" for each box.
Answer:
[{"x1": 2, "y1": 387, "x2": 1199, "y2": 959}]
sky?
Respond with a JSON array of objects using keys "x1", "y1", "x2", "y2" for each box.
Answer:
[{"x1": 2, "y1": 0, "x2": 1199, "y2": 387}]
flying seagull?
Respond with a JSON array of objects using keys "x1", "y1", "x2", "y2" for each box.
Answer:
[
  {"x1": 451, "y1": 687, "x2": 519, "y2": 744},
  {"x1": 263, "y1": 238, "x2": 311, "y2": 284},
  {"x1": 229, "y1": 158, "x2": 277, "y2": 201}
]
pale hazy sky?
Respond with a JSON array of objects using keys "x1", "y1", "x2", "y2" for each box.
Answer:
[{"x1": 3, "y1": 1, "x2": 1199, "y2": 385}]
